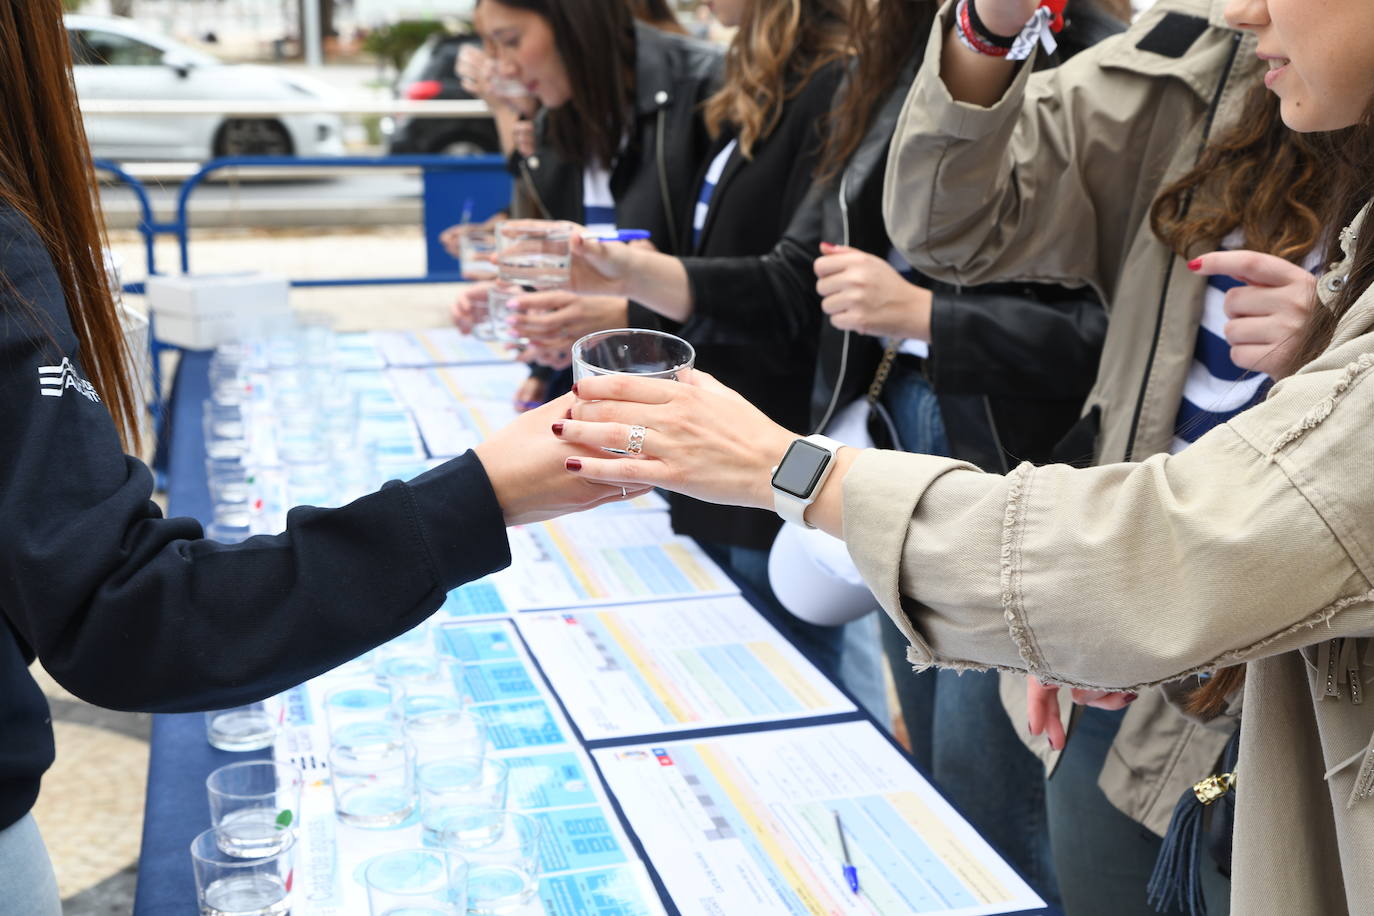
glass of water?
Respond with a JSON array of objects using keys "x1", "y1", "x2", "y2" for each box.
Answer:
[
  {"x1": 417, "y1": 757, "x2": 509, "y2": 846},
  {"x1": 191, "y1": 825, "x2": 294, "y2": 916},
  {"x1": 206, "y1": 761, "x2": 303, "y2": 859},
  {"x1": 365, "y1": 847, "x2": 470, "y2": 916},
  {"x1": 497, "y1": 220, "x2": 574, "y2": 291},
  {"x1": 457, "y1": 226, "x2": 499, "y2": 281},
  {"x1": 571, "y1": 328, "x2": 695, "y2": 382},
  {"x1": 330, "y1": 727, "x2": 417, "y2": 828},
  {"x1": 405, "y1": 709, "x2": 489, "y2": 769},
  {"x1": 439, "y1": 809, "x2": 543, "y2": 914},
  {"x1": 205, "y1": 700, "x2": 277, "y2": 752}
]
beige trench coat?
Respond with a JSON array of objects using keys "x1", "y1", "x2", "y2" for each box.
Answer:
[
  {"x1": 843, "y1": 197, "x2": 1374, "y2": 910},
  {"x1": 884, "y1": 0, "x2": 1265, "y2": 833}
]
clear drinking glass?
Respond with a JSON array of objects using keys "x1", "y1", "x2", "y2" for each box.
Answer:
[
  {"x1": 571, "y1": 328, "x2": 696, "y2": 382},
  {"x1": 496, "y1": 219, "x2": 574, "y2": 291},
  {"x1": 440, "y1": 809, "x2": 543, "y2": 915},
  {"x1": 205, "y1": 700, "x2": 277, "y2": 752},
  {"x1": 191, "y1": 826, "x2": 295, "y2": 916},
  {"x1": 206, "y1": 761, "x2": 303, "y2": 859},
  {"x1": 405, "y1": 709, "x2": 488, "y2": 769},
  {"x1": 458, "y1": 226, "x2": 499, "y2": 281},
  {"x1": 417, "y1": 757, "x2": 510, "y2": 846},
  {"x1": 330, "y1": 727, "x2": 417, "y2": 828},
  {"x1": 323, "y1": 681, "x2": 400, "y2": 742},
  {"x1": 484, "y1": 281, "x2": 527, "y2": 346},
  {"x1": 365, "y1": 847, "x2": 470, "y2": 916}
]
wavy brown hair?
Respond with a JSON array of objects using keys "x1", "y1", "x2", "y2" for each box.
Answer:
[
  {"x1": 1153, "y1": 84, "x2": 1347, "y2": 719},
  {"x1": 703, "y1": 0, "x2": 851, "y2": 159},
  {"x1": 816, "y1": 0, "x2": 936, "y2": 184},
  {"x1": 0, "y1": 0, "x2": 140, "y2": 452},
  {"x1": 1151, "y1": 82, "x2": 1328, "y2": 264}
]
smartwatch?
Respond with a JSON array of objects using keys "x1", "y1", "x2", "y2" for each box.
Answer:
[{"x1": 770, "y1": 435, "x2": 844, "y2": 529}]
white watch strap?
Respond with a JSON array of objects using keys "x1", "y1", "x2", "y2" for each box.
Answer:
[{"x1": 773, "y1": 435, "x2": 843, "y2": 529}]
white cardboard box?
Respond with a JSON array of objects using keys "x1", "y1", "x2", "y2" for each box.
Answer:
[{"x1": 146, "y1": 272, "x2": 291, "y2": 350}]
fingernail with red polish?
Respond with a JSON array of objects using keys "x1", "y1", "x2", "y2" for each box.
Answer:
[
  {"x1": 571, "y1": 381, "x2": 580, "y2": 397},
  {"x1": 1187, "y1": 258, "x2": 1203, "y2": 271},
  {"x1": 551, "y1": 422, "x2": 564, "y2": 435},
  {"x1": 564, "y1": 408, "x2": 573, "y2": 420},
  {"x1": 565, "y1": 457, "x2": 582, "y2": 471}
]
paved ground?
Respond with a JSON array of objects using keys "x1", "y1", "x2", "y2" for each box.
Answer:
[{"x1": 31, "y1": 225, "x2": 456, "y2": 912}]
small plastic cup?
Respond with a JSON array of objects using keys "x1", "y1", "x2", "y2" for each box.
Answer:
[
  {"x1": 206, "y1": 761, "x2": 303, "y2": 859},
  {"x1": 571, "y1": 328, "x2": 695, "y2": 382},
  {"x1": 205, "y1": 700, "x2": 277, "y2": 752},
  {"x1": 190, "y1": 826, "x2": 295, "y2": 916}
]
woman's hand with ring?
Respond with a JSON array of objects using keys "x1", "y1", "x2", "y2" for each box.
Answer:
[{"x1": 553, "y1": 369, "x2": 797, "y2": 509}]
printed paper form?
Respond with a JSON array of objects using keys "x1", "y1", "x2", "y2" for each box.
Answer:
[
  {"x1": 372, "y1": 328, "x2": 513, "y2": 367},
  {"x1": 594, "y1": 722, "x2": 1047, "y2": 916},
  {"x1": 517, "y1": 596, "x2": 855, "y2": 740},
  {"x1": 489, "y1": 512, "x2": 739, "y2": 611}
]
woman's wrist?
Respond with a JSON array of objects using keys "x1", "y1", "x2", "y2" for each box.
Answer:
[
  {"x1": 800, "y1": 447, "x2": 858, "y2": 537},
  {"x1": 904, "y1": 285, "x2": 934, "y2": 342}
]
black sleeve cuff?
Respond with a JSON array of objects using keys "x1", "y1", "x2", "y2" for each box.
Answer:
[{"x1": 402, "y1": 451, "x2": 512, "y2": 591}]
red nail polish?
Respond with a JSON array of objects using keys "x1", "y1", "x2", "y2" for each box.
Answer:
[
  {"x1": 565, "y1": 457, "x2": 582, "y2": 471},
  {"x1": 571, "y1": 381, "x2": 580, "y2": 397},
  {"x1": 1187, "y1": 258, "x2": 1203, "y2": 271},
  {"x1": 564, "y1": 408, "x2": 573, "y2": 420},
  {"x1": 552, "y1": 422, "x2": 564, "y2": 435}
]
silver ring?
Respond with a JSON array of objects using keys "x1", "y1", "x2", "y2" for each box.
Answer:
[
  {"x1": 621, "y1": 487, "x2": 628, "y2": 499},
  {"x1": 626, "y1": 425, "x2": 646, "y2": 456}
]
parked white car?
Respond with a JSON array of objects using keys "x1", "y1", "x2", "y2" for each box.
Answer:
[{"x1": 66, "y1": 15, "x2": 345, "y2": 162}]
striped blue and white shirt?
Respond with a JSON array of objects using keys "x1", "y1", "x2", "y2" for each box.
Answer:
[
  {"x1": 692, "y1": 140, "x2": 737, "y2": 250},
  {"x1": 1170, "y1": 235, "x2": 1317, "y2": 453},
  {"x1": 582, "y1": 162, "x2": 616, "y2": 237}
]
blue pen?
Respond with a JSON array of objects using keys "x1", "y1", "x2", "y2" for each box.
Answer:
[
  {"x1": 834, "y1": 810, "x2": 859, "y2": 894},
  {"x1": 588, "y1": 228, "x2": 652, "y2": 242}
]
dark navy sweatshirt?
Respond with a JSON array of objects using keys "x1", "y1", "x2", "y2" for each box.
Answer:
[{"x1": 0, "y1": 206, "x2": 512, "y2": 832}]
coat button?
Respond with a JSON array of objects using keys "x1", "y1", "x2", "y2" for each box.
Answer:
[
  {"x1": 654, "y1": 90, "x2": 669, "y2": 105},
  {"x1": 527, "y1": 155, "x2": 540, "y2": 170}
]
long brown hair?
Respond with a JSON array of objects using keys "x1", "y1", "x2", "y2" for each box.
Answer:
[
  {"x1": 703, "y1": 0, "x2": 851, "y2": 159},
  {"x1": 0, "y1": 0, "x2": 141, "y2": 452},
  {"x1": 1152, "y1": 83, "x2": 1329, "y2": 264},
  {"x1": 816, "y1": 0, "x2": 936, "y2": 183},
  {"x1": 480, "y1": 0, "x2": 636, "y2": 167},
  {"x1": 1151, "y1": 85, "x2": 1343, "y2": 718}
]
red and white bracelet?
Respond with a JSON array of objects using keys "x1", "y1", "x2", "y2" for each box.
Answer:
[{"x1": 955, "y1": 0, "x2": 1067, "y2": 62}]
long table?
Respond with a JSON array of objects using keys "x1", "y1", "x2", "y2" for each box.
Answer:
[{"x1": 132, "y1": 337, "x2": 1058, "y2": 916}]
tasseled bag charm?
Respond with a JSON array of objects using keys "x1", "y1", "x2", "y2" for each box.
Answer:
[{"x1": 1146, "y1": 733, "x2": 1239, "y2": 916}]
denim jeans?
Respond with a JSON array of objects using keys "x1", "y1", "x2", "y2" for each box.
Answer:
[
  {"x1": 1046, "y1": 707, "x2": 1230, "y2": 916},
  {"x1": 0, "y1": 814, "x2": 62, "y2": 916},
  {"x1": 878, "y1": 364, "x2": 1061, "y2": 905}
]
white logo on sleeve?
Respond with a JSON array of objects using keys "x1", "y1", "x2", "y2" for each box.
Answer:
[{"x1": 38, "y1": 358, "x2": 101, "y2": 403}]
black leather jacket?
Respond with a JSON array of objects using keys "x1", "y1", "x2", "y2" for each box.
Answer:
[
  {"x1": 516, "y1": 23, "x2": 723, "y2": 258},
  {"x1": 683, "y1": 7, "x2": 1118, "y2": 472}
]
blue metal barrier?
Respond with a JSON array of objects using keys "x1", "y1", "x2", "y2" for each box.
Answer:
[{"x1": 93, "y1": 153, "x2": 513, "y2": 465}]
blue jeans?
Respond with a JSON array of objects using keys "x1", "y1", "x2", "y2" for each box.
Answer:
[
  {"x1": 1046, "y1": 707, "x2": 1230, "y2": 915},
  {"x1": 878, "y1": 366, "x2": 1060, "y2": 905},
  {"x1": 0, "y1": 814, "x2": 62, "y2": 916}
]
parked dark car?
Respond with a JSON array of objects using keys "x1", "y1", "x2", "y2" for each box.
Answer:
[{"x1": 384, "y1": 33, "x2": 500, "y2": 156}]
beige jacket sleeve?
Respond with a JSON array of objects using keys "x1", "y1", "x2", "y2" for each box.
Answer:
[
  {"x1": 882, "y1": 0, "x2": 1215, "y2": 294},
  {"x1": 843, "y1": 329, "x2": 1374, "y2": 691}
]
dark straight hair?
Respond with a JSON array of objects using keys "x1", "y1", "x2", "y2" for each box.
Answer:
[
  {"x1": 479, "y1": 0, "x2": 637, "y2": 167},
  {"x1": 0, "y1": 0, "x2": 141, "y2": 452}
]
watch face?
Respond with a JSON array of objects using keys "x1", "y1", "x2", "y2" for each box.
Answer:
[{"x1": 771, "y1": 440, "x2": 832, "y2": 499}]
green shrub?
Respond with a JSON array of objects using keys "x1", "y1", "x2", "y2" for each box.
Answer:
[{"x1": 362, "y1": 20, "x2": 451, "y2": 73}]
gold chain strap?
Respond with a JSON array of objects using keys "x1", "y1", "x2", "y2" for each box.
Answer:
[{"x1": 866, "y1": 341, "x2": 903, "y2": 406}]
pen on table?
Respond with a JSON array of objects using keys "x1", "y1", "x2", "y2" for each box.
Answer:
[
  {"x1": 583, "y1": 228, "x2": 652, "y2": 243},
  {"x1": 834, "y1": 810, "x2": 859, "y2": 894}
]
